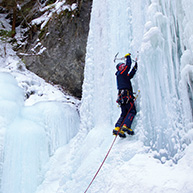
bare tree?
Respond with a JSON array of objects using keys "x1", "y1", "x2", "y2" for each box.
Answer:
[{"x1": 0, "y1": 0, "x2": 17, "y2": 37}]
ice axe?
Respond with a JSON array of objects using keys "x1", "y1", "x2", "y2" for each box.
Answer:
[
  {"x1": 113, "y1": 52, "x2": 125, "y2": 63},
  {"x1": 114, "y1": 52, "x2": 139, "y2": 63}
]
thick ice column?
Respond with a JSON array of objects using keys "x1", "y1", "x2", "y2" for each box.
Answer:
[
  {"x1": 2, "y1": 101, "x2": 80, "y2": 193},
  {"x1": 0, "y1": 72, "x2": 80, "y2": 193},
  {"x1": 137, "y1": 0, "x2": 193, "y2": 161},
  {"x1": 2, "y1": 119, "x2": 49, "y2": 193},
  {"x1": 80, "y1": 0, "x2": 132, "y2": 131},
  {"x1": 24, "y1": 101, "x2": 80, "y2": 155},
  {"x1": 180, "y1": 0, "x2": 193, "y2": 124}
]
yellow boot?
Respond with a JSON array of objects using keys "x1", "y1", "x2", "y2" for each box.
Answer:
[
  {"x1": 113, "y1": 127, "x2": 126, "y2": 138},
  {"x1": 121, "y1": 124, "x2": 134, "y2": 135}
]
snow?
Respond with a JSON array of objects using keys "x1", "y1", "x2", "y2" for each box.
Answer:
[
  {"x1": 0, "y1": 0, "x2": 193, "y2": 193},
  {"x1": 32, "y1": 0, "x2": 78, "y2": 30}
]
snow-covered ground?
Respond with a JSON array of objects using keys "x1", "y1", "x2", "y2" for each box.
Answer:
[{"x1": 0, "y1": 0, "x2": 193, "y2": 193}]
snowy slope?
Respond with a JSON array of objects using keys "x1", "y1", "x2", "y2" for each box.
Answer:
[{"x1": 0, "y1": 0, "x2": 193, "y2": 193}]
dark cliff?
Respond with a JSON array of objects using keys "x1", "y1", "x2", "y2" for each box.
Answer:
[{"x1": 1, "y1": 0, "x2": 92, "y2": 99}]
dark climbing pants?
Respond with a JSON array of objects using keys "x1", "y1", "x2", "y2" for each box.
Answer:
[{"x1": 115, "y1": 101, "x2": 136, "y2": 129}]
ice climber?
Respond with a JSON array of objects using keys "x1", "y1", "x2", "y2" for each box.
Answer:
[{"x1": 113, "y1": 53, "x2": 138, "y2": 138}]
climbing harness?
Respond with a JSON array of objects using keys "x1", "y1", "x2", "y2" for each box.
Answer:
[
  {"x1": 116, "y1": 89, "x2": 134, "y2": 106},
  {"x1": 84, "y1": 90, "x2": 140, "y2": 193}
]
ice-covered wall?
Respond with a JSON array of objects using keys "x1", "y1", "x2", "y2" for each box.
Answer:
[
  {"x1": 81, "y1": 0, "x2": 193, "y2": 162},
  {"x1": 180, "y1": 0, "x2": 193, "y2": 124},
  {"x1": 138, "y1": 0, "x2": 193, "y2": 162},
  {"x1": 0, "y1": 72, "x2": 80, "y2": 193},
  {"x1": 80, "y1": 0, "x2": 133, "y2": 131}
]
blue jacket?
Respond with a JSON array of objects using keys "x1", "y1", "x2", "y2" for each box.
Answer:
[{"x1": 115, "y1": 56, "x2": 137, "y2": 93}]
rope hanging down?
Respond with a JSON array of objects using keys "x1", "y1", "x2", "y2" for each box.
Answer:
[{"x1": 84, "y1": 90, "x2": 140, "y2": 193}]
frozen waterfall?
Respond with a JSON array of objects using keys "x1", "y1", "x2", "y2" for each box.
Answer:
[
  {"x1": 0, "y1": 0, "x2": 193, "y2": 192},
  {"x1": 81, "y1": 0, "x2": 193, "y2": 163},
  {"x1": 0, "y1": 72, "x2": 80, "y2": 193}
]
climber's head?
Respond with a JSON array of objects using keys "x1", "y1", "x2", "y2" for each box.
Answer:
[{"x1": 116, "y1": 62, "x2": 126, "y2": 71}]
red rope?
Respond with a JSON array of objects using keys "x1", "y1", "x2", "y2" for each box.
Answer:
[
  {"x1": 84, "y1": 134, "x2": 118, "y2": 193},
  {"x1": 84, "y1": 90, "x2": 140, "y2": 193}
]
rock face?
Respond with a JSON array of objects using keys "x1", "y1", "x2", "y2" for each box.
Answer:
[{"x1": 21, "y1": 0, "x2": 92, "y2": 99}]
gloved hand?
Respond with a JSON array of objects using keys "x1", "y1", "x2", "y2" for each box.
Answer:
[
  {"x1": 124, "y1": 53, "x2": 131, "y2": 58},
  {"x1": 134, "y1": 62, "x2": 138, "y2": 70}
]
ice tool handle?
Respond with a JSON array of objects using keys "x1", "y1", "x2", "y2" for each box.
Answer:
[{"x1": 135, "y1": 51, "x2": 139, "y2": 62}]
